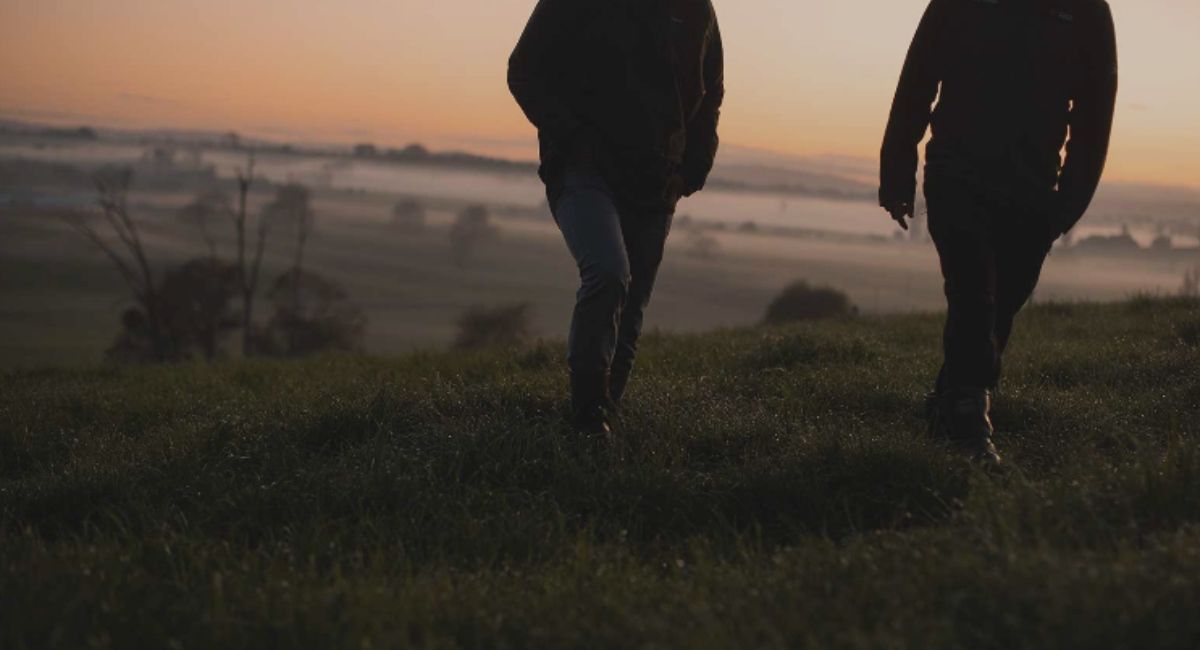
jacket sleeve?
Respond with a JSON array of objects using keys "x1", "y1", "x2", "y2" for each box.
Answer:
[
  {"x1": 879, "y1": 0, "x2": 948, "y2": 208},
  {"x1": 1056, "y1": 2, "x2": 1118, "y2": 234},
  {"x1": 507, "y1": 0, "x2": 585, "y2": 144},
  {"x1": 682, "y1": 15, "x2": 725, "y2": 196}
]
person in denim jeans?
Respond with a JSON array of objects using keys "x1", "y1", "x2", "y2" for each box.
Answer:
[
  {"x1": 508, "y1": 0, "x2": 724, "y2": 436},
  {"x1": 554, "y1": 164, "x2": 674, "y2": 430}
]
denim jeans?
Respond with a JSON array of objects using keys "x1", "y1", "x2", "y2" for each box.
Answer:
[
  {"x1": 925, "y1": 173, "x2": 1055, "y2": 392},
  {"x1": 553, "y1": 166, "x2": 673, "y2": 400}
]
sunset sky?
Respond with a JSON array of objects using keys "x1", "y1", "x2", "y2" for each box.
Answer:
[{"x1": 2, "y1": 0, "x2": 1197, "y2": 187}]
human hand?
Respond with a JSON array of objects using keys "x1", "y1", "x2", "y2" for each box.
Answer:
[
  {"x1": 668, "y1": 174, "x2": 687, "y2": 202},
  {"x1": 884, "y1": 201, "x2": 914, "y2": 231}
]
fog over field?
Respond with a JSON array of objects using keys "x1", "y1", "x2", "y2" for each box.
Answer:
[{"x1": 1, "y1": 128, "x2": 1197, "y2": 368}]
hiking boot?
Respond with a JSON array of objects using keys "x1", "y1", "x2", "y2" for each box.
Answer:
[
  {"x1": 570, "y1": 371, "x2": 616, "y2": 440},
  {"x1": 931, "y1": 388, "x2": 1002, "y2": 466}
]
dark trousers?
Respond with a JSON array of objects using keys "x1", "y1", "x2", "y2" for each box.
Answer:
[
  {"x1": 925, "y1": 175, "x2": 1055, "y2": 392},
  {"x1": 553, "y1": 167, "x2": 673, "y2": 399}
]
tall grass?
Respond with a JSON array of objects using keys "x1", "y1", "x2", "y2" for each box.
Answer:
[{"x1": 2, "y1": 298, "x2": 1198, "y2": 649}]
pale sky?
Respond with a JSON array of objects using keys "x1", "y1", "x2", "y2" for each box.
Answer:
[{"x1": 2, "y1": 1, "x2": 1198, "y2": 187}]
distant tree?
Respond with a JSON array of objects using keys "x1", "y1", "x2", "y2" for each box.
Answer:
[
  {"x1": 738, "y1": 221, "x2": 759, "y2": 234},
  {"x1": 392, "y1": 198, "x2": 427, "y2": 231},
  {"x1": 353, "y1": 143, "x2": 378, "y2": 157},
  {"x1": 68, "y1": 165, "x2": 260, "y2": 363},
  {"x1": 173, "y1": 155, "x2": 300, "y2": 358},
  {"x1": 263, "y1": 184, "x2": 315, "y2": 278},
  {"x1": 106, "y1": 308, "x2": 158, "y2": 364},
  {"x1": 256, "y1": 269, "x2": 366, "y2": 357},
  {"x1": 1151, "y1": 231, "x2": 1173, "y2": 252},
  {"x1": 400, "y1": 143, "x2": 430, "y2": 159},
  {"x1": 1074, "y1": 231, "x2": 1141, "y2": 253},
  {"x1": 764, "y1": 281, "x2": 857, "y2": 325},
  {"x1": 159, "y1": 258, "x2": 242, "y2": 360},
  {"x1": 177, "y1": 188, "x2": 232, "y2": 259},
  {"x1": 107, "y1": 258, "x2": 241, "y2": 363},
  {"x1": 454, "y1": 303, "x2": 533, "y2": 350},
  {"x1": 65, "y1": 168, "x2": 170, "y2": 362},
  {"x1": 40, "y1": 126, "x2": 97, "y2": 140},
  {"x1": 231, "y1": 154, "x2": 271, "y2": 356},
  {"x1": 69, "y1": 154, "x2": 345, "y2": 362},
  {"x1": 449, "y1": 205, "x2": 498, "y2": 267},
  {"x1": 261, "y1": 184, "x2": 316, "y2": 340}
]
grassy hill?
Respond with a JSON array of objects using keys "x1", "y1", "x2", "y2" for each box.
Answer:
[{"x1": 2, "y1": 298, "x2": 1199, "y2": 649}]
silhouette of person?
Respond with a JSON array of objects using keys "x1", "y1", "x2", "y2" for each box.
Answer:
[
  {"x1": 509, "y1": 0, "x2": 724, "y2": 437},
  {"x1": 880, "y1": 0, "x2": 1117, "y2": 463}
]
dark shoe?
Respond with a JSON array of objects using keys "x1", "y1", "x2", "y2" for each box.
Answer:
[
  {"x1": 931, "y1": 388, "x2": 1002, "y2": 465},
  {"x1": 570, "y1": 371, "x2": 615, "y2": 439}
]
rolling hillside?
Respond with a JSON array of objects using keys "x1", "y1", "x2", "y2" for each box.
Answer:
[{"x1": 2, "y1": 298, "x2": 1199, "y2": 649}]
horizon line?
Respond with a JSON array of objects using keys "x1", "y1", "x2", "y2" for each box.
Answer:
[{"x1": 2, "y1": 109, "x2": 1197, "y2": 195}]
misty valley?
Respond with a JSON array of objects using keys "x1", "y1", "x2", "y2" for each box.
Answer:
[{"x1": 1, "y1": 126, "x2": 1197, "y2": 367}]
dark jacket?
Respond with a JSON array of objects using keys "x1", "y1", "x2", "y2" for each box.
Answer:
[
  {"x1": 508, "y1": 0, "x2": 724, "y2": 213},
  {"x1": 880, "y1": 0, "x2": 1118, "y2": 234}
]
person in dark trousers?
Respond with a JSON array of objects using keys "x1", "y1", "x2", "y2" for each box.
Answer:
[
  {"x1": 508, "y1": 0, "x2": 724, "y2": 437},
  {"x1": 880, "y1": 0, "x2": 1117, "y2": 463}
]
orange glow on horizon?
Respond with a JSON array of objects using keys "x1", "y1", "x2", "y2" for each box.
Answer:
[{"x1": 1, "y1": 1, "x2": 1197, "y2": 188}]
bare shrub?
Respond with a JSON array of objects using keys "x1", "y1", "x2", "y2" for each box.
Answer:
[
  {"x1": 764, "y1": 281, "x2": 858, "y2": 325},
  {"x1": 455, "y1": 303, "x2": 533, "y2": 350}
]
